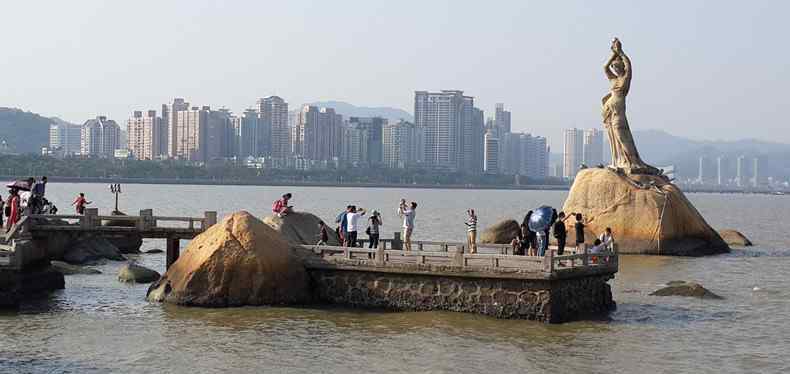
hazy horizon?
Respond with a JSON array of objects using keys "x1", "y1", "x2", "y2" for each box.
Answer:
[{"x1": 1, "y1": 1, "x2": 787, "y2": 150}]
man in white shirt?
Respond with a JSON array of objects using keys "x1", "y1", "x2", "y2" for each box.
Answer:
[
  {"x1": 344, "y1": 206, "x2": 366, "y2": 247},
  {"x1": 398, "y1": 199, "x2": 417, "y2": 251}
]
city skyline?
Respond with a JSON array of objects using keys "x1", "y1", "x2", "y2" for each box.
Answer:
[{"x1": 2, "y1": 2, "x2": 787, "y2": 151}]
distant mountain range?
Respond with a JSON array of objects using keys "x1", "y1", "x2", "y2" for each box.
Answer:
[
  {"x1": 304, "y1": 101, "x2": 413, "y2": 122},
  {"x1": 550, "y1": 129, "x2": 790, "y2": 180}
]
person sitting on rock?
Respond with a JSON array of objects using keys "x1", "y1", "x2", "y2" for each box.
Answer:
[
  {"x1": 599, "y1": 227, "x2": 615, "y2": 252},
  {"x1": 272, "y1": 193, "x2": 293, "y2": 217},
  {"x1": 317, "y1": 221, "x2": 329, "y2": 246}
]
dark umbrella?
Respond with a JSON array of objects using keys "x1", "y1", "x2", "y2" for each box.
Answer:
[
  {"x1": 6, "y1": 180, "x2": 31, "y2": 191},
  {"x1": 528, "y1": 205, "x2": 554, "y2": 232}
]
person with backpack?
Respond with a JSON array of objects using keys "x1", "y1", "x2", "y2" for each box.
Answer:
[
  {"x1": 336, "y1": 205, "x2": 352, "y2": 246},
  {"x1": 366, "y1": 210, "x2": 382, "y2": 249}
]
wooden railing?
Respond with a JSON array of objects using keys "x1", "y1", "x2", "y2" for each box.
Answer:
[{"x1": 300, "y1": 241, "x2": 618, "y2": 275}]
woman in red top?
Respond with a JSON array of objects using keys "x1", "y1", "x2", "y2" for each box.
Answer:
[
  {"x1": 72, "y1": 193, "x2": 92, "y2": 214},
  {"x1": 5, "y1": 189, "x2": 20, "y2": 232}
]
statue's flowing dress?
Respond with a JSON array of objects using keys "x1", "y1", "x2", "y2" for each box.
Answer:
[{"x1": 602, "y1": 76, "x2": 658, "y2": 174}]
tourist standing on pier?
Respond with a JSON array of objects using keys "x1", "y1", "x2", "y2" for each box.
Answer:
[
  {"x1": 465, "y1": 209, "x2": 478, "y2": 253},
  {"x1": 272, "y1": 193, "x2": 293, "y2": 217},
  {"x1": 553, "y1": 212, "x2": 568, "y2": 255},
  {"x1": 336, "y1": 205, "x2": 351, "y2": 245},
  {"x1": 521, "y1": 211, "x2": 536, "y2": 256},
  {"x1": 574, "y1": 213, "x2": 586, "y2": 251},
  {"x1": 345, "y1": 206, "x2": 366, "y2": 247},
  {"x1": 398, "y1": 199, "x2": 417, "y2": 251},
  {"x1": 30, "y1": 176, "x2": 47, "y2": 214},
  {"x1": 5, "y1": 189, "x2": 20, "y2": 232},
  {"x1": 367, "y1": 211, "x2": 382, "y2": 249},
  {"x1": 72, "y1": 193, "x2": 92, "y2": 215}
]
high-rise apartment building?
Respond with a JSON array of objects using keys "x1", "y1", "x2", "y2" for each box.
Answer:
[
  {"x1": 471, "y1": 107, "x2": 485, "y2": 173},
  {"x1": 716, "y1": 156, "x2": 723, "y2": 185},
  {"x1": 736, "y1": 155, "x2": 745, "y2": 187},
  {"x1": 383, "y1": 120, "x2": 422, "y2": 169},
  {"x1": 257, "y1": 96, "x2": 288, "y2": 158},
  {"x1": 414, "y1": 90, "x2": 477, "y2": 171},
  {"x1": 484, "y1": 130, "x2": 499, "y2": 174},
  {"x1": 583, "y1": 128, "x2": 604, "y2": 166},
  {"x1": 752, "y1": 157, "x2": 759, "y2": 187},
  {"x1": 49, "y1": 121, "x2": 82, "y2": 155},
  {"x1": 563, "y1": 128, "x2": 584, "y2": 179},
  {"x1": 127, "y1": 110, "x2": 163, "y2": 160},
  {"x1": 173, "y1": 106, "x2": 233, "y2": 162},
  {"x1": 346, "y1": 117, "x2": 386, "y2": 166},
  {"x1": 698, "y1": 156, "x2": 705, "y2": 183},
  {"x1": 295, "y1": 106, "x2": 342, "y2": 161},
  {"x1": 81, "y1": 116, "x2": 121, "y2": 157},
  {"x1": 164, "y1": 98, "x2": 189, "y2": 157},
  {"x1": 236, "y1": 108, "x2": 259, "y2": 158},
  {"x1": 494, "y1": 103, "x2": 511, "y2": 135}
]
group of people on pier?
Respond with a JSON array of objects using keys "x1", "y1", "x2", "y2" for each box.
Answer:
[
  {"x1": 272, "y1": 192, "x2": 613, "y2": 257},
  {"x1": 3, "y1": 176, "x2": 96, "y2": 232}
]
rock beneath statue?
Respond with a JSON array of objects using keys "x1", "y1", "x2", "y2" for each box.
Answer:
[
  {"x1": 118, "y1": 263, "x2": 160, "y2": 283},
  {"x1": 650, "y1": 281, "x2": 723, "y2": 299},
  {"x1": 51, "y1": 260, "x2": 102, "y2": 275},
  {"x1": 480, "y1": 219, "x2": 521, "y2": 244},
  {"x1": 147, "y1": 211, "x2": 312, "y2": 306},
  {"x1": 263, "y1": 211, "x2": 341, "y2": 246},
  {"x1": 718, "y1": 229, "x2": 753, "y2": 247},
  {"x1": 562, "y1": 168, "x2": 729, "y2": 256}
]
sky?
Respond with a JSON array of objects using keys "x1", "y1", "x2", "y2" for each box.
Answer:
[{"x1": 1, "y1": 0, "x2": 787, "y2": 150}]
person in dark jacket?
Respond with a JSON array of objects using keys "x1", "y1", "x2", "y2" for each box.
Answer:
[
  {"x1": 574, "y1": 213, "x2": 586, "y2": 251},
  {"x1": 521, "y1": 210, "x2": 536, "y2": 256},
  {"x1": 553, "y1": 212, "x2": 568, "y2": 255}
]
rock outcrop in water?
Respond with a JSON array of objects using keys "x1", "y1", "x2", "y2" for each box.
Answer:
[
  {"x1": 562, "y1": 168, "x2": 729, "y2": 255},
  {"x1": 147, "y1": 211, "x2": 311, "y2": 306},
  {"x1": 62, "y1": 236, "x2": 126, "y2": 264},
  {"x1": 263, "y1": 212, "x2": 341, "y2": 246},
  {"x1": 118, "y1": 263, "x2": 160, "y2": 283},
  {"x1": 718, "y1": 229, "x2": 753, "y2": 247},
  {"x1": 480, "y1": 219, "x2": 521, "y2": 244},
  {"x1": 650, "y1": 281, "x2": 723, "y2": 299}
]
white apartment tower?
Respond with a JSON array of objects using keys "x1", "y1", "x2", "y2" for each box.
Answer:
[
  {"x1": 563, "y1": 128, "x2": 584, "y2": 179},
  {"x1": 484, "y1": 130, "x2": 500, "y2": 174},
  {"x1": 80, "y1": 116, "x2": 121, "y2": 157},
  {"x1": 583, "y1": 128, "x2": 604, "y2": 166},
  {"x1": 414, "y1": 90, "x2": 474, "y2": 171},
  {"x1": 127, "y1": 110, "x2": 162, "y2": 160},
  {"x1": 258, "y1": 96, "x2": 289, "y2": 159}
]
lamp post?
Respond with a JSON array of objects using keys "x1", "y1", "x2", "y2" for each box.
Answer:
[{"x1": 109, "y1": 183, "x2": 122, "y2": 213}]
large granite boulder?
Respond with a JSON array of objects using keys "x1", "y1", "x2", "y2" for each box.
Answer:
[
  {"x1": 118, "y1": 263, "x2": 160, "y2": 283},
  {"x1": 263, "y1": 212, "x2": 341, "y2": 246},
  {"x1": 718, "y1": 229, "x2": 753, "y2": 247},
  {"x1": 63, "y1": 236, "x2": 126, "y2": 264},
  {"x1": 147, "y1": 211, "x2": 311, "y2": 306},
  {"x1": 480, "y1": 219, "x2": 520, "y2": 244},
  {"x1": 562, "y1": 168, "x2": 729, "y2": 255},
  {"x1": 650, "y1": 281, "x2": 723, "y2": 299}
]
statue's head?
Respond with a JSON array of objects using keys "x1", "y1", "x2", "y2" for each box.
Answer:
[{"x1": 610, "y1": 57, "x2": 625, "y2": 76}]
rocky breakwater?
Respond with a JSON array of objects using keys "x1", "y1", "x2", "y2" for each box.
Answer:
[
  {"x1": 147, "y1": 211, "x2": 311, "y2": 306},
  {"x1": 562, "y1": 168, "x2": 729, "y2": 255}
]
